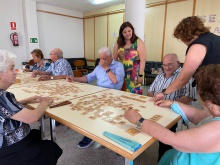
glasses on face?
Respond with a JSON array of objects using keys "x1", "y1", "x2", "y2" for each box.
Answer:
[{"x1": 162, "y1": 62, "x2": 177, "y2": 68}]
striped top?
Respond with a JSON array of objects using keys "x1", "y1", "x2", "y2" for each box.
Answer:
[{"x1": 148, "y1": 67, "x2": 197, "y2": 101}]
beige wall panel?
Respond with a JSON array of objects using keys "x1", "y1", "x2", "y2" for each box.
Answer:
[
  {"x1": 195, "y1": 0, "x2": 220, "y2": 36},
  {"x1": 146, "y1": 0, "x2": 165, "y2": 4},
  {"x1": 84, "y1": 18, "x2": 95, "y2": 60},
  {"x1": 164, "y1": 0, "x2": 193, "y2": 63},
  {"x1": 108, "y1": 13, "x2": 124, "y2": 51},
  {"x1": 145, "y1": 5, "x2": 165, "y2": 62},
  {"x1": 84, "y1": 4, "x2": 125, "y2": 17},
  {"x1": 95, "y1": 16, "x2": 107, "y2": 59}
]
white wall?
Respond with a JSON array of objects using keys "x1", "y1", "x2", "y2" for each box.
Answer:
[
  {"x1": 36, "y1": 4, "x2": 84, "y2": 59},
  {"x1": 0, "y1": 0, "x2": 28, "y2": 69}
]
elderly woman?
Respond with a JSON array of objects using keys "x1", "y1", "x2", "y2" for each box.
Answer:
[
  {"x1": 0, "y1": 50, "x2": 62, "y2": 165},
  {"x1": 154, "y1": 16, "x2": 220, "y2": 101},
  {"x1": 124, "y1": 64, "x2": 220, "y2": 164},
  {"x1": 113, "y1": 22, "x2": 146, "y2": 94},
  {"x1": 23, "y1": 48, "x2": 50, "y2": 72}
]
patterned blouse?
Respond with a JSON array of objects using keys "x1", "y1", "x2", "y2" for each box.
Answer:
[
  {"x1": 31, "y1": 59, "x2": 50, "y2": 71},
  {"x1": 0, "y1": 90, "x2": 30, "y2": 148}
]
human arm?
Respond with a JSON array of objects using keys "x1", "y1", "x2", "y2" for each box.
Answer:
[
  {"x1": 124, "y1": 108, "x2": 219, "y2": 153},
  {"x1": 66, "y1": 75, "x2": 88, "y2": 83},
  {"x1": 147, "y1": 92, "x2": 154, "y2": 97},
  {"x1": 154, "y1": 44, "x2": 206, "y2": 100},
  {"x1": 137, "y1": 39, "x2": 146, "y2": 83},
  {"x1": 31, "y1": 70, "x2": 48, "y2": 78},
  {"x1": 11, "y1": 97, "x2": 53, "y2": 124},
  {"x1": 18, "y1": 95, "x2": 43, "y2": 104}
]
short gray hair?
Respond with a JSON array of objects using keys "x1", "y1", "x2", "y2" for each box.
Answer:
[
  {"x1": 98, "y1": 47, "x2": 112, "y2": 57},
  {"x1": 53, "y1": 48, "x2": 63, "y2": 58},
  {"x1": 0, "y1": 49, "x2": 16, "y2": 73}
]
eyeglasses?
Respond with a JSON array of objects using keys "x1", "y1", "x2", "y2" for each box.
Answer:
[{"x1": 162, "y1": 62, "x2": 177, "y2": 68}]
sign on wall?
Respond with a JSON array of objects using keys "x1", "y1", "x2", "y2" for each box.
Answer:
[
  {"x1": 30, "y1": 38, "x2": 38, "y2": 43},
  {"x1": 10, "y1": 22, "x2": 16, "y2": 30}
]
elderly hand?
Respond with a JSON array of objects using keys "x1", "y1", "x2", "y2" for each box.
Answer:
[
  {"x1": 99, "y1": 59, "x2": 108, "y2": 69},
  {"x1": 66, "y1": 76, "x2": 74, "y2": 82},
  {"x1": 31, "y1": 70, "x2": 38, "y2": 78},
  {"x1": 150, "y1": 92, "x2": 165, "y2": 102},
  {"x1": 137, "y1": 76, "x2": 143, "y2": 84},
  {"x1": 41, "y1": 96, "x2": 54, "y2": 105},
  {"x1": 154, "y1": 100, "x2": 173, "y2": 108},
  {"x1": 38, "y1": 75, "x2": 50, "y2": 81},
  {"x1": 26, "y1": 95, "x2": 43, "y2": 104},
  {"x1": 124, "y1": 109, "x2": 142, "y2": 124},
  {"x1": 23, "y1": 68, "x2": 30, "y2": 72}
]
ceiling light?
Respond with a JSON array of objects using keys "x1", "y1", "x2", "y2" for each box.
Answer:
[{"x1": 91, "y1": 0, "x2": 114, "y2": 5}]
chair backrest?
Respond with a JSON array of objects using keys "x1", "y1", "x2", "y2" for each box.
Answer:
[
  {"x1": 73, "y1": 60, "x2": 85, "y2": 67},
  {"x1": 29, "y1": 59, "x2": 35, "y2": 66},
  {"x1": 145, "y1": 61, "x2": 154, "y2": 74},
  {"x1": 73, "y1": 70, "x2": 83, "y2": 77},
  {"x1": 95, "y1": 58, "x2": 100, "y2": 67},
  {"x1": 154, "y1": 62, "x2": 163, "y2": 70}
]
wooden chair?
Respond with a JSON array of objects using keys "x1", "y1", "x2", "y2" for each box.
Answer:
[
  {"x1": 121, "y1": 79, "x2": 126, "y2": 91},
  {"x1": 73, "y1": 70, "x2": 83, "y2": 77},
  {"x1": 73, "y1": 60, "x2": 88, "y2": 75},
  {"x1": 29, "y1": 59, "x2": 35, "y2": 66}
]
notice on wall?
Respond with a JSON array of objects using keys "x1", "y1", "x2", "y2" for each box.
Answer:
[
  {"x1": 10, "y1": 22, "x2": 16, "y2": 30},
  {"x1": 30, "y1": 38, "x2": 38, "y2": 43}
]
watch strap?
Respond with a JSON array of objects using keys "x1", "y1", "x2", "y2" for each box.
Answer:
[
  {"x1": 106, "y1": 68, "x2": 111, "y2": 73},
  {"x1": 138, "y1": 74, "x2": 143, "y2": 77},
  {"x1": 139, "y1": 117, "x2": 145, "y2": 123}
]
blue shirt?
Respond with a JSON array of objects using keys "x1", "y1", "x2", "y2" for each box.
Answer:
[
  {"x1": 31, "y1": 59, "x2": 50, "y2": 71},
  {"x1": 46, "y1": 58, "x2": 73, "y2": 76},
  {"x1": 86, "y1": 60, "x2": 125, "y2": 90}
]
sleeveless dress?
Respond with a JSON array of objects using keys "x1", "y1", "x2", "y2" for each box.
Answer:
[
  {"x1": 158, "y1": 117, "x2": 220, "y2": 165},
  {"x1": 119, "y1": 39, "x2": 142, "y2": 94}
]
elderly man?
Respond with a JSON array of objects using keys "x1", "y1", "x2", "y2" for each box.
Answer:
[
  {"x1": 66, "y1": 47, "x2": 125, "y2": 148},
  {"x1": 32, "y1": 48, "x2": 73, "y2": 80},
  {"x1": 147, "y1": 53, "x2": 197, "y2": 161}
]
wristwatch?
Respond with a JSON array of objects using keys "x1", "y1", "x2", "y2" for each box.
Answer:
[
  {"x1": 50, "y1": 76, "x2": 54, "y2": 80},
  {"x1": 162, "y1": 88, "x2": 166, "y2": 95},
  {"x1": 106, "y1": 68, "x2": 111, "y2": 73},
  {"x1": 138, "y1": 74, "x2": 143, "y2": 77},
  {"x1": 136, "y1": 117, "x2": 145, "y2": 129}
]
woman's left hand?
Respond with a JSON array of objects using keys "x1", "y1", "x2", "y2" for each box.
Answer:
[
  {"x1": 26, "y1": 95, "x2": 43, "y2": 104},
  {"x1": 124, "y1": 109, "x2": 142, "y2": 124},
  {"x1": 137, "y1": 76, "x2": 143, "y2": 84}
]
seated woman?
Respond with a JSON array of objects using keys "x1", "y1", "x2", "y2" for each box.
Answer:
[
  {"x1": 0, "y1": 49, "x2": 62, "y2": 165},
  {"x1": 124, "y1": 64, "x2": 220, "y2": 164},
  {"x1": 23, "y1": 48, "x2": 50, "y2": 72}
]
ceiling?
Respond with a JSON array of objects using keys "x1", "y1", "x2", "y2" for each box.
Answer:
[{"x1": 32, "y1": 0, "x2": 125, "y2": 13}]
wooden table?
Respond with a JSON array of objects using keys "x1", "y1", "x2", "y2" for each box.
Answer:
[{"x1": 8, "y1": 75, "x2": 180, "y2": 165}]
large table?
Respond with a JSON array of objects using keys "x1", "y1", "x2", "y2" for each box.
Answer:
[{"x1": 9, "y1": 73, "x2": 181, "y2": 165}]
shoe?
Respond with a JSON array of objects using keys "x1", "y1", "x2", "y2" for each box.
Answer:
[{"x1": 78, "y1": 136, "x2": 94, "y2": 148}]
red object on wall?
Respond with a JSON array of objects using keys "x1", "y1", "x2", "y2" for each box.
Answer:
[{"x1": 10, "y1": 22, "x2": 16, "y2": 30}]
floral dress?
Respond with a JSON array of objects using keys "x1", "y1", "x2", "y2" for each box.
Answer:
[{"x1": 118, "y1": 39, "x2": 142, "y2": 94}]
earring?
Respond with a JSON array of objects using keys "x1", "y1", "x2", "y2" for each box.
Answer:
[{"x1": 207, "y1": 104, "x2": 211, "y2": 110}]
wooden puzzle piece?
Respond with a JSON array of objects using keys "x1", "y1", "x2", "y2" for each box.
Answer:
[
  {"x1": 150, "y1": 114, "x2": 162, "y2": 122},
  {"x1": 126, "y1": 128, "x2": 141, "y2": 136}
]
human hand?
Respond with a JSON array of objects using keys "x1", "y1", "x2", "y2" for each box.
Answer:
[
  {"x1": 26, "y1": 95, "x2": 43, "y2": 104},
  {"x1": 149, "y1": 92, "x2": 165, "y2": 102},
  {"x1": 38, "y1": 75, "x2": 50, "y2": 81},
  {"x1": 66, "y1": 76, "x2": 74, "y2": 82},
  {"x1": 99, "y1": 59, "x2": 108, "y2": 69},
  {"x1": 31, "y1": 70, "x2": 37, "y2": 78},
  {"x1": 42, "y1": 97, "x2": 54, "y2": 105},
  {"x1": 23, "y1": 68, "x2": 30, "y2": 72},
  {"x1": 137, "y1": 76, "x2": 143, "y2": 84},
  {"x1": 154, "y1": 100, "x2": 173, "y2": 108},
  {"x1": 118, "y1": 50, "x2": 125, "y2": 60},
  {"x1": 124, "y1": 109, "x2": 142, "y2": 124}
]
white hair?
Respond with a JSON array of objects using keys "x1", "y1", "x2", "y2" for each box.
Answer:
[
  {"x1": 98, "y1": 47, "x2": 112, "y2": 56},
  {"x1": 0, "y1": 49, "x2": 16, "y2": 73}
]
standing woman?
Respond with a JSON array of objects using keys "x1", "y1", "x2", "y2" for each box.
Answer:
[
  {"x1": 23, "y1": 49, "x2": 50, "y2": 72},
  {"x1": 113, "y1": 22, "x2": 146, "y2": 94},
  {"x1": 154, "y1": 16, "x2": 220, "y2": 101}
]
